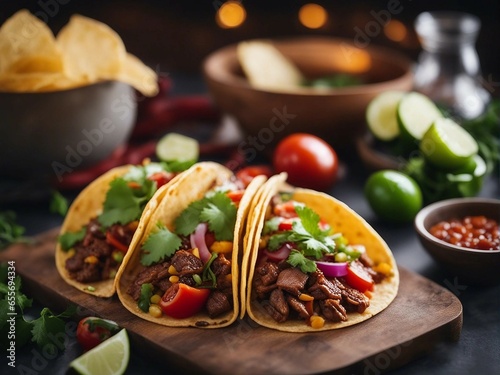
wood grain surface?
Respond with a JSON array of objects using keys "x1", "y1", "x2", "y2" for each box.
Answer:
[{"x1": 1, "y1": 228, "x2": 463, "y2": 375}]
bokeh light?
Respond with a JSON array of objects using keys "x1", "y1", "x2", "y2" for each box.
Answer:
[
  {"x1": 298, "y1": 3, "x2": 328, "y2": 29},
  {"x1": 216, "y1": 1, "x2": 246, "y2": 29},
  {"x1": 384, "y1": 19, "x2": 407, "y2": 42}
]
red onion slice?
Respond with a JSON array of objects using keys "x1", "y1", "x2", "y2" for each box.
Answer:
[
  {"x1": 263, "y1": 243, "x2": 293, "y2": 262},
  {"x1": 190, "y1": 223, "x2": 211, "y2": 263},
  {"x1": 315, "y1": 261, "x2": 348, "y2": 277}
]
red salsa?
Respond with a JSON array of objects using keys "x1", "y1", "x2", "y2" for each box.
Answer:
[{"x1": 429, "y1": 215, "x2": 500, "y2": 250}]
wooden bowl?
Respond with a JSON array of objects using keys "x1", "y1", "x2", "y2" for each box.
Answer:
[
  {"x1": 203, "y1": 36, "x2": 413, "y2": 151},
  {"x1": 414, "y1": 197, "x2": 500, "y2": 286}
]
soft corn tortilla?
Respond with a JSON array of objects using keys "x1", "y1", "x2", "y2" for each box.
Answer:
[
  {"x1": 116, "y1": 162, "x2": 266, "y2": 328},
  {"x1": 55, "y1": 164, "x2": 185, "y2": 297},
  {"x1": 242, "y1": 175, "x2": 399, "y2": 332}
]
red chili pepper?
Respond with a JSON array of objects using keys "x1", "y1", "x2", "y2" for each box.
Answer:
[{"x1": 106, "y1": 231, "x2": 129, "y2": 253}]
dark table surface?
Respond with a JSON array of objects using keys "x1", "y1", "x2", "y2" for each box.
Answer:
[{"x1": 2, "y1": 75, "x2": 499, "y2": 375}]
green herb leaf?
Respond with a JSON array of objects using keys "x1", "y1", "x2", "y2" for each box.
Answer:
[
  {"x1": 175, "y1": 198, "x2": 209, "y2": 236},
  {"x1": 58, "y1": 227, "x2": 86, "y2": 251},
  {"x1": 141, "y1": 224, "x2": 182, "y2": 266},
  {"x1": 31, "y1": 307, "x2": 74, "y2": 348},
  {"x1": 287, "y1": 250, "x2": 317, "y2": 273},
  {"x1": 199, "y1": 192, "x2": 237, "y2": 241},
  {"x1": 98, "y1": 178, "x2": 144, "y2": 227},
  {"x1": 267, "y1": 233, "x2": 290, "y2": 251},
  {"x1": 263, "y1": 217, "x2": 281, "y2": 235},
  {"x1": 0, "y1": 211, "x2": 26, "y2": 249},
  {"x1": 49, "y1": 190, "x2": 69, "y2": 216}
]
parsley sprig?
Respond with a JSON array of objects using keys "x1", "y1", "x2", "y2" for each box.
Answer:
[{"x1": 266, "y1": 206, "x2": 335, "y2": 273}]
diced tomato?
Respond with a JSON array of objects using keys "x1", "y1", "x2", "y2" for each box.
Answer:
[
  {"x1": 227, "y1": 190, "x2": 245, "y2": 203},
  {"x1": 319, "y1": 219, "x2": 331, "y2": 231},
  {"x1": 204, "y1": 231, "x2": 216, "y2": 249},
  {"x1": 148, "y1": 171, "x2": 175, "y2": 188},
  {"x1": 127, "y1": 181, "x2": 141, "y2": 189},
  {"x1": 273, "y1": 201, "x2": 298, "y2": 218},
  {"x1": 106, "y1": 231, "x2": 129, "y2": 253},
  {"x1": 236, "y1": 165, "x2": 273, "y2": 188},
  {"x1": 278, "y1": 219, "x2": 295, "y2": 231},
  {"x1": 160, "y1": 283, "x2": 211, "y2": 319},
  {"x1": 345, "y1": 261, "x2": 374, "y2": 292}
]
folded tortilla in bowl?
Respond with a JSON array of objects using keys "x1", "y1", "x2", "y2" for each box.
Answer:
[
  {"x1": 242, "y1": 175, "x2": 399, "y2": 332},
  {"x1": 116, "y1": 162, "x2": 267, "y2": 328}
]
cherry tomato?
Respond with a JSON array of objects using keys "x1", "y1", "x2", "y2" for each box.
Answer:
[
  {"x1": 273, "y1": 201, "x2": 299, "y2": 218},
  {"x1": 148, "y1": 171, "x2": 175, "y2": 189},
  {"x1": 160, "y1": 283, "x2": 211, "y2": 319},
  {"x1": 273, "y1": 133, "x2": 338, "y2": 191},
  {"x1": 278, "y1": 219, "x2": 295, "y2": 231},
  {"x1": 236, "y1": 165, "x2": 273, "y2": 188},
  {"x1": 76, "y1": 317, "x2": 119, "y2": 352},
  {"x1": 227, "y1": 190, "x2": 245, "y2": 203},
  {"x1": 345, "y1": 261, "x2": 374, "y2": 292}
]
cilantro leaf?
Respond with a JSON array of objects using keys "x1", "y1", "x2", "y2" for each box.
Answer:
[
  {"x1": 287, "y1": 250, "x2": 317, "y2": 273},
  {"x1": 0, "y1": 211, "x2": 26, "y2": 249},
  {"x1": 263, "y1": 217, "x2": 281, "y2": 235},
  {"x1": 141, "y1": 224, "x2": 182, "y2": 266},
  {"x1": 199, "y1": 193, "x2": 237, "y2": 241},
  {"x1": 49, "y1": 190, "x2": 68, "y2": 216},
  {"x1": 267, "y1": 233, "x2": 291, "y2": 251},
  {"x1": 99, "y1": 178, "x2": 143, "y2": 227},
  {"x1": 31, "y1": 306, "x2": 75, "y2": 349},
  {"x1": 58, "y1": 227, "x2": 86, "y2": 251},
  {"x1": 175, "y1": 198, "x2": 209, "y2": 236}
]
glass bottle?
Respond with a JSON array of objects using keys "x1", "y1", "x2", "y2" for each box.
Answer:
[{"x1": 413, "y1": 11, "x2": 490, "y2": 119}]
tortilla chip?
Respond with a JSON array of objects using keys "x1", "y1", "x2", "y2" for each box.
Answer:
[
  {"x1": 242, "y1": 177, "x2": 399, "y2": 332},
  {"x1": 116, "y1": 162, "x2": 266, "y2": 328}
]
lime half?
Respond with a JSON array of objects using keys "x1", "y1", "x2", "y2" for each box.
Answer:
[
  {"x1": 397, "y1": 92, "x2": 444, "y2": 142},
  {"x1": 420, "y1": 118, "x2": 478, "y2": 170},
  {"x1": 70, "y1": 329, "x2": 130, "y2": 375},
  {"x1": 156, "y1": 133, "x2": 199, "y2": 164},
  {"x1": 366, "y1": 91, "x2": 406, "y2": 141}
]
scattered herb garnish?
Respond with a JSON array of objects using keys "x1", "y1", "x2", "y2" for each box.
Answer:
[
  {"x1": 0, "y1": 211, "x2": 26, "y2": 249},
  {"x1": 58, "y1": 227, "x2": 86, "y2": 251},
  {"x1": 0, "y1": 262, "x2": 76, "y2": 349},
  {"x1": 49, "y1": 190, "x2": 69, "y2": 217}
]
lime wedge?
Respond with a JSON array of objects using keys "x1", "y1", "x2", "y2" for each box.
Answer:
[
  {"x1": 397, "y1": 92, "x2": 444, "y2": 142},
  {"x1": 70, "y1": 329, "x2": 130, "y2": 375},
  {"x1": 156, "y1": 132, "x2": 199, "y2": 164},
  {"x1": 366, "y1": 91, "x2": 406, "y2": 141},
  {"x1": 420, "y1": 118, "x2": 478, "y2": 170}
]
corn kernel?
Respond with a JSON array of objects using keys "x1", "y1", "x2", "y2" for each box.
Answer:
[
  {"x1": 150, "y1": 294, "x2": 161, "y2": 304},
  {"x1": 210, "y1": 241, "x2": 233, "y2": 254},
  {"x1": 259, "y1": 237, "x2": 268, "y2": 249},
  {"x1": 84, "y1": 255, "x2": 99, "y2": 264},
  {"x1": 149, "y1": 304, "x2": 162, "y2": 318},
  {"x1": 168, "y1": 265, "x2": 178, "y2": 275},
  {"x1": 299, "y1": 293, "x2": 314, "y2": 302},
  {"x1": 67, "y1": 249, "x2": 76, "y2": 258},
  {"x1": 373, "y1": 262, "x2": 392, "y2": 276},
  {"x1": 225, "y1": 274, "x2": 233, "y2": 282},
  {"x1": 192, "y1": 247, "x2": 200, "y2": 259},
  {"x1": 310, "y1": 315, "x2": 325, "y2": 329},
  {"x1": 169, "y1": 275, "x2": 179, "y2": 283}
]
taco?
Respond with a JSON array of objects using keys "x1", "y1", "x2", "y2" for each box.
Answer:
[
  {"x1": 241, "y1": 173, "x2": 399, "y2": 332},
  {"x1": 116, "y1": 162, "x2": 267, "y2": 328},
  {"x1": 56, "y1": 161, "x2": 187, "y2": 297}
]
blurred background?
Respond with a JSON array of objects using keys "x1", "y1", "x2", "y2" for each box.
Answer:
[{"x1": 1, "y1": 0, "x2": 499, "y2": 86}]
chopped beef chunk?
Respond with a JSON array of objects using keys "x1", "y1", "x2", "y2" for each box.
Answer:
[
  {"x1": 108, "y1": 223, "x2": 134, "y2": 247},
  {"x1": 358, "y1": 252, "x2": 374, "y2": 268},
  {"x1": 320, "y1": 299, "x2": 347, "y2": 322},
  {"x1": 340, "y1": 283, "x2": 370, "y2": 314},
  {"x1": 171, "y1": 250, "x2": 204, "y2": 275},
  {"x1": 307, "y1": 270, "x2": 342, "y2": 300},
  {"x1": 265, "y1": 289, "x2": 289, "y2": 323},
  {"x1": 206, "y1": 290, "x2": 232, "y2": 318},
  {"x1": 212, "y1": 253, "x2": 231, "y2": 276},
  {"x1": 74, "y1": 263, "x2": 101, "y2": 283},
  {"x1": 154, "y1": 278, "x2": 173, "y2": 293},
  {"x1": 276, "y1": 268, "x2": 308, "y2": 296},
  {"x1": 127, "y1": 262, "x2": 170, "y2": 300},
  {"x1": 127, "y1": 282, "x2": 142, "y2": 301},
  {"x1": 254, "y1": 280, "x2": 278, "y2": 299},
  {"x1": 179, "y1": 275, "x2": 197, "y2": 287},
  {"x1": 256, "y1": 262, "x2": 279, "y2": 286},
  {"x1": 286, "y1": 295, "x2": 311, "y2": 319}
]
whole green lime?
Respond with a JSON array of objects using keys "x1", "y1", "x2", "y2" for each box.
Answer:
[{"x1": 364, "y1": 170, "x2": 423, "y2": 222}]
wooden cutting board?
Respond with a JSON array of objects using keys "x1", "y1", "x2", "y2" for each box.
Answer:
[{"x1": 1, "y1": 229, "x2": 463, "y2": 375}]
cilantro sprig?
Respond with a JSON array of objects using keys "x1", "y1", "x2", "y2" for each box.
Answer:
[
  {"x1": 175, "y1": 191, "x2": 237, "y2": 241},
  {"x1": 266, "y1": 205, "x2": 335, "y2": 273},
  {"x1": 140, "y1": 224, "x2": 182, "y2": 266},
  {"x1": 0, "y1": 262, "x2": 76, "y2": 350},
  {"x1": 0, "y1": 211, "x2": 27, "y2": 249},
  {"x1": 58, "y1": 227, "x2": 86, "y2": 251}
]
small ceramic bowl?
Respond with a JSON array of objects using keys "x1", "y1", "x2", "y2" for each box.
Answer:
[
  {"x1": 414, "y1": 197, "x2": 500, "y2": 286},
  {"x1": 0, "y1": 81, "x2": 137, "y2": 179},
  {"x1": 203, "y1": 36, "x2": 413, "y2": 151}
]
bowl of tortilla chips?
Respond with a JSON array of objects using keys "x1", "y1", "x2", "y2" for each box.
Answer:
[{"x1": 0, "y1": 10, "x2": 158, "y2": 178}]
